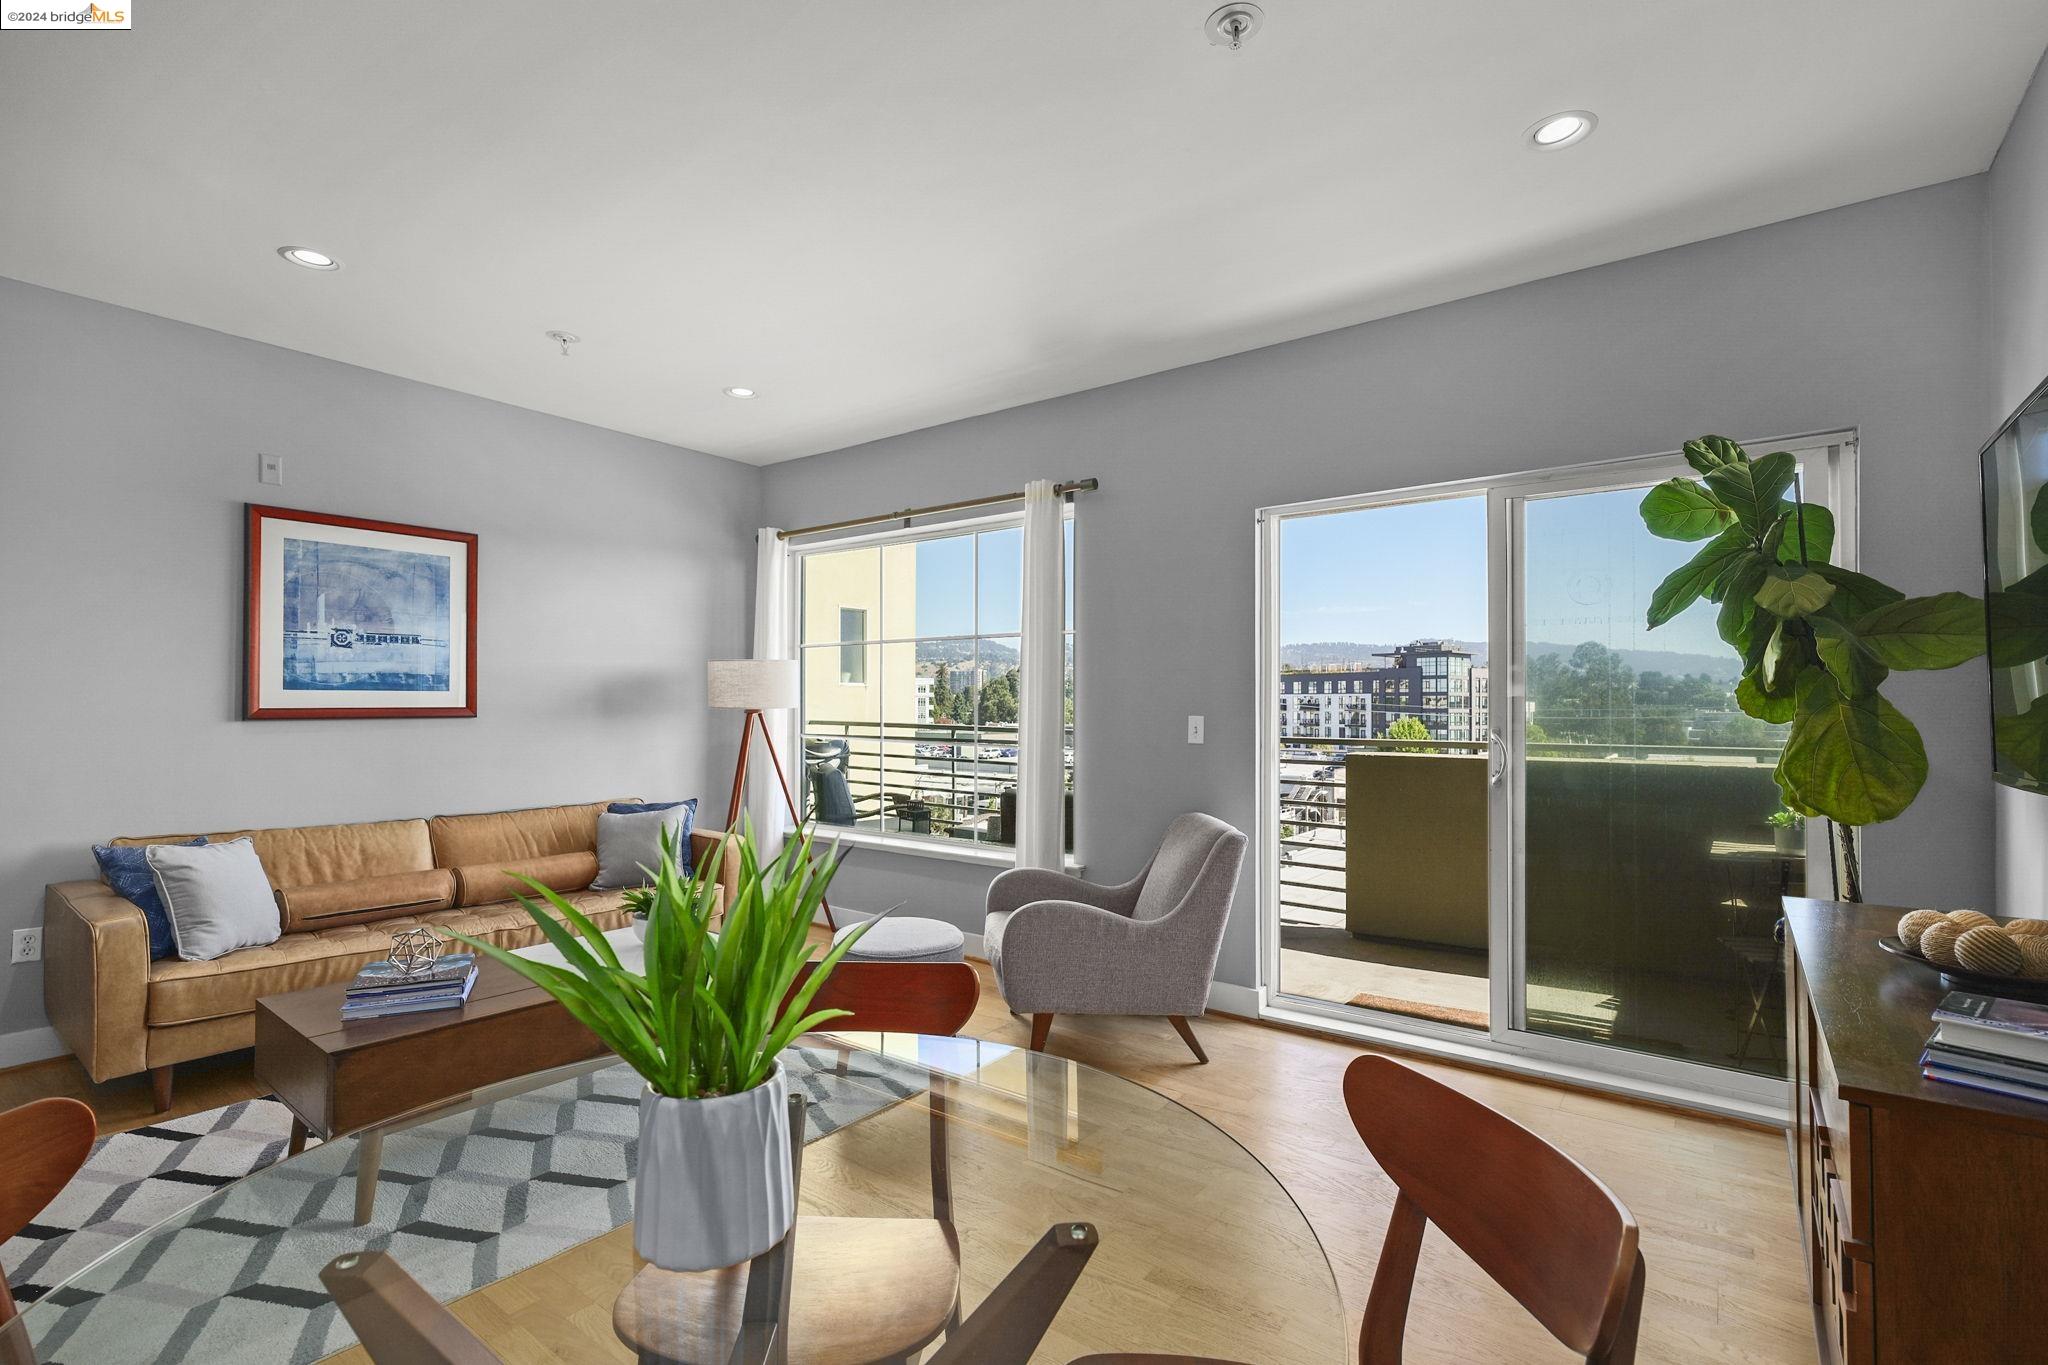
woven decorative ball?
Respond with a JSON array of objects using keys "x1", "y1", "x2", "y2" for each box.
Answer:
[
  {"x1": 1956, "y1": 925, "x2": 2025, "y2": 979},
  {"x1": 2020, "y1": 938, "x2": 2048, "y2": 981},
  {"x1": 1919, "y1": 920, "x2": 1964, "y2": 967},
  {"x1": 2002, "y1": 918, "x2": 2048, "y2": 939},
  {"x1": 1947, "y1": 909, "x2": 1998, "y2": 932},
  {"x1": 1897, "y1": 909, "x2": 1948, "y2": 952}
]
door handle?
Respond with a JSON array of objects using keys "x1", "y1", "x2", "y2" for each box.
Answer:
[{"x1": 1488, "y1": 729, "x2": 1506, "y2": 786}]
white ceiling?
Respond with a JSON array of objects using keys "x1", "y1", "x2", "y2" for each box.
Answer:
[{"x1": 3, "y1": 3, "x2": 2045, "y2": 465}]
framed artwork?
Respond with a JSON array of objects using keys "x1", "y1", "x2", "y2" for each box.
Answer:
[{"x1": 245, "y1": 504, "x2": 477, "y2": 719}]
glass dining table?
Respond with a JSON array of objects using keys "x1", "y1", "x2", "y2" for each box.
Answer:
[{"x1": 8, "y1": 1033, "x2": 1344, "y2": 1364}]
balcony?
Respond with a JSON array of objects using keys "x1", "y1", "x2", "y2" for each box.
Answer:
[
  {"x1": 799, "y1": 719, "x2": 1074, "y2": 850},
  {"x1": 1278, "y1": 735, "x2": 1801, "y2": 1076}
]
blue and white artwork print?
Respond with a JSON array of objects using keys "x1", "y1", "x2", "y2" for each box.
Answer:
[{"x1": 281, "y1": 537, "x2": 452, "y2": 692}]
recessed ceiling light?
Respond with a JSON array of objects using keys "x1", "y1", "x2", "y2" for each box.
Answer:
[
  {"x1": 1526, "y1": 111, "x2": 1597, "y2": 151},
  {"x1": 276, "y1": 245, "x2": 340, "y2": 270},
  {"x1": 723, "y1": 387, "x2": 758, "y2": 399}
]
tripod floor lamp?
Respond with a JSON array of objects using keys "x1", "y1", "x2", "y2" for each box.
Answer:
[{"x1": 708, "y1": 658, "x2": 834, "y2": 930}]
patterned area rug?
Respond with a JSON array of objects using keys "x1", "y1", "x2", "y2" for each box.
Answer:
[
  {"x1": 6, "y1": 1098, "x2": 298, "y2": 1305},
  {"x1": 15, "y1": 1045, "x2": 923, "y2": 1365}
]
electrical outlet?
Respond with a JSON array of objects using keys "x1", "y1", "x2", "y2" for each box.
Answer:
[
  {"x1": 259, "y1": 452, "x2": 285, "y2": 485},
  {"x1": 1187, "y1": 715, "x2": 1205, "y2": 744},
  {"x1": 11, "y1": 928, "x2": 41, "y2": 964}
]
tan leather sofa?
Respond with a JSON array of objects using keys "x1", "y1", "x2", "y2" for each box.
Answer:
[{"x1": 44, "y1": 799, "x2": 734, "y2": 1109}]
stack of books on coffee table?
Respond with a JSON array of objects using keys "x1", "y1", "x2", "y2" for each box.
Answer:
[
  {"x1": 1921, "y1": 991, "x2": 2048, "y2": 1103},
  {"x1": 342, "y1": 952, "x2": 478, "y2": 1020}
]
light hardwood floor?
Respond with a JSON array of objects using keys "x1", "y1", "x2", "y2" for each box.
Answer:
[{"x1": 0, "y1": 955, "x2": 1817, "y2": 1364}]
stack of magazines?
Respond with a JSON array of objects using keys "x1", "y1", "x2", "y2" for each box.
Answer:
[
  {"x1": 1921, "y1": 991, "x2": 2048, "y2": 1103},
  {"x1": 342, "y1": 951, "x2": 478, "y2": 1020}
]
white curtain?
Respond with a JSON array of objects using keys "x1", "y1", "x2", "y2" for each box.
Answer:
[
  {"x1": 1017, "y1": 481, "x2": 1067, "y2": 870},
  {"x1": 747, "y1": 528, "x2": 795, "y2": 856}
]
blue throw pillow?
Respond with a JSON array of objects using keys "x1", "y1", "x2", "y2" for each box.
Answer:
[
  {"x1": 609, "y1": 799, "x2": 694, "y2": 818},
  {"x1": 93, "y1": 838, "x2": 205, "y2": 960}
]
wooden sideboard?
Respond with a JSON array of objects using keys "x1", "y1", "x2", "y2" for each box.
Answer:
[{"x1": 1784, "y1": 897, "x2": 2048, "y2": 1364}]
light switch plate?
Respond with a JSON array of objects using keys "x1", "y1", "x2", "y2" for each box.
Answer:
[
  {"x1": 1187, "y1": 715, "x2": 1205, "y2": 744},
  {"x1": 259, "y1": 452, "x2": 285, "y2": 485},
  {"x1": 12, "y1": 928, "x2": 41, "y2": 964}
]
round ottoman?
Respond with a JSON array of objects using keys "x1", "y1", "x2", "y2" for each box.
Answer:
[{"x1": 834, "y1": 915, "x2": 965, "y2": 964}]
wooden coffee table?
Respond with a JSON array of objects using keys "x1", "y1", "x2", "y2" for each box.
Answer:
[{"x1": 254, "y1": 952, "x2": 608, "y2": 1222}]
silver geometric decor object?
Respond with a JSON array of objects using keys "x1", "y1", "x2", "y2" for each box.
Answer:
[{"x1": 387, "y1": 926, "x2": 442, "y2": 975}]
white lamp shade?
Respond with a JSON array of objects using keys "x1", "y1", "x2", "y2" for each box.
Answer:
[{"x1": 708, "y1": 658, "x2": 798, "y2": 710}]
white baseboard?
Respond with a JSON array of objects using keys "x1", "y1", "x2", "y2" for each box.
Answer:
[
  {"x1": 0, "y1": 1026, "x2": 69, "y2": 1070},
  {"x1": 1204, "y1": 979, "x2": 1261, "y2": 1017}
]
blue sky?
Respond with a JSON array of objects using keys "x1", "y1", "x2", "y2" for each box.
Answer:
[
  {"x1": 1278, "y1": 490, "x2": 1726, "y2": 658},
  {"x1": 914, "y1": 523, "x2": 1071, "y2": 638}
]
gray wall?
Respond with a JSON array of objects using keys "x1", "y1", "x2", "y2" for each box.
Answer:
[
  {"x1": 0, "y1": 276, "x2": 762, "y2": 1048},
  {"x1": 764, "y1": 177, "x2": 1994, "y2": 992},
  {"x1": 1988, "y1": 50, "x2": 2048, "y2": 917}
]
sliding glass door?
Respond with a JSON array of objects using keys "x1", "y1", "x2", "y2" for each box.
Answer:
[
  {"x1": 1269, "y1": 494, "x2": 1491, "y2": 1028},
  {"x1": 1260, "y1": 437, "x2": 1854, "y2": 1107}
]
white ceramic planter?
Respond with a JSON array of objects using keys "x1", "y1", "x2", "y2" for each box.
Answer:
[
  {"x1": 1776, "y1": 824, "x2": 1803, "y2": 855},
  {"x1": 634, "y1": 1063, "x2": 795, "y2": 1271}
]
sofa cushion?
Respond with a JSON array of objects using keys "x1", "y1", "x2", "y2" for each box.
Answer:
[
  {"x1": 430, "y1": 800, "x2": 635, "y2": 906},
  {"x1": 276, "y1": 868, "x2": 457, "y2": 934},
  {"x1": 450, "y1": 852, "x2": 599, "y2": 908},
  {"x1": 145, "y1": 890, "x2": 633, "y2": 1028},
  {"x1": 112, "y1": 818, "x2": 435, "y2": 890},
  {"x1": 426, "y1": 800, "x2": 629, "y2": 869}
]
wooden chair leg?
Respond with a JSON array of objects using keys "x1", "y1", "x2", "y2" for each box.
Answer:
[
  {"x1": 353, "y1": 1128, "x2": 384, "y2": 1226},
  {"x1": 1168, "y1": 1015, "x2": 1208, "y2": 1064},
  {"x1": 150, "y1": 1064, "x2": 173, "y2": 1112},
  {"x1": 925, "y1": 1223, "x2": 1099, "y2": 1365},
  {"x1": 1029, "y1": 1013, "x2": 1054, "y2": 1052},
  {"x1": 288, "y1": 1117, "x2": 309, "y2": 1158},
  {"x1": 320, "y1": 1250, "x2": 498, "y2": 1364}
]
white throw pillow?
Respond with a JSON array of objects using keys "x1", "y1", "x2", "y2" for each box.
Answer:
[{"x1": 146, "y1": 837, "x2": 281, "y2": 961}]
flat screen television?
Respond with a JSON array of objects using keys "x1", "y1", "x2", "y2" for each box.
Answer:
[{"x1": 1982, "y1": 377, "x2": 2048, "y2": 794}]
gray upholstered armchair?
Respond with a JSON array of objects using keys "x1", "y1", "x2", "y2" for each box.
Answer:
[{"x1": 983, "y1": 812, "x2": 1246, "y2": 1063}]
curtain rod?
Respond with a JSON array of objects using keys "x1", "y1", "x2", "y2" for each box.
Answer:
[{"x1": 777, "y1": 478, "x2": 1098, "y2": 541}]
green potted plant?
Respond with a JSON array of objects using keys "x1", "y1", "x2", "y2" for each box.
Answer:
[
  {"x1": 445, "y1": 825, "x2": 866, "y2": 1271},
  {"x1": 1766, "y1": 805, "x2": 1805, "y2": 856},
  {"x1": 1640, "y1": 436, "x2": 1986, "y2": 898}
]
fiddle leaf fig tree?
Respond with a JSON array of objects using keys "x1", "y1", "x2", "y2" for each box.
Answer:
[{"x1": 1640, "y1": 436, "x2": 1985, "y2": 829}]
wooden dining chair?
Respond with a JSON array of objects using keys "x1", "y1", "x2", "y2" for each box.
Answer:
[
  {"x1": 647, "y1": 958, "x2": 980, "y2": 1359},
  {"x1": 1072, "y1": 1053, "x2": 1646, "y2": 1365},
  {"x1": 788, "y1": 958, "x2": 980, "y2": 1037},
  {"x1": 0, "y1": 1098, "x2": 97, "y2": 1330}
]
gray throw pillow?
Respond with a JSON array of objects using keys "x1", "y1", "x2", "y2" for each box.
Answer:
[
  {"x1": 594, "y1": 807, "x2": 687, "y2": 889},
  {"x1": 146, "y1": 837, "x2": 282, "y2": 961}
]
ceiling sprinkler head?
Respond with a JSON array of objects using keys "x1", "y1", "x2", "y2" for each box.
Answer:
[
  {"x1": 545, "y1": 330, "x2": 581, "y2": 357},
  {"x1": 1206, "y1": 3, "x2": 1264, "y2": 50}
]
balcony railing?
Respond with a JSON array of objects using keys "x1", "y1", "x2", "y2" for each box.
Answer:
[
  {"x1": 1274, "y1": 733, "x2": 1786, "y2": 924},
  {"x1": 799, "y1": 718, "x2": 1074, "y2": 847}
]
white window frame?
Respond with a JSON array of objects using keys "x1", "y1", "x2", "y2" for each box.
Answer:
[{"x1": 785, "y1": 507, "x2": 1079, "y2": 870}]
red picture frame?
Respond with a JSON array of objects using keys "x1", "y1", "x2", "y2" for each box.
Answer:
[{"x1": 245, "y1": 503, "x2": 478, "y2": 719}]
